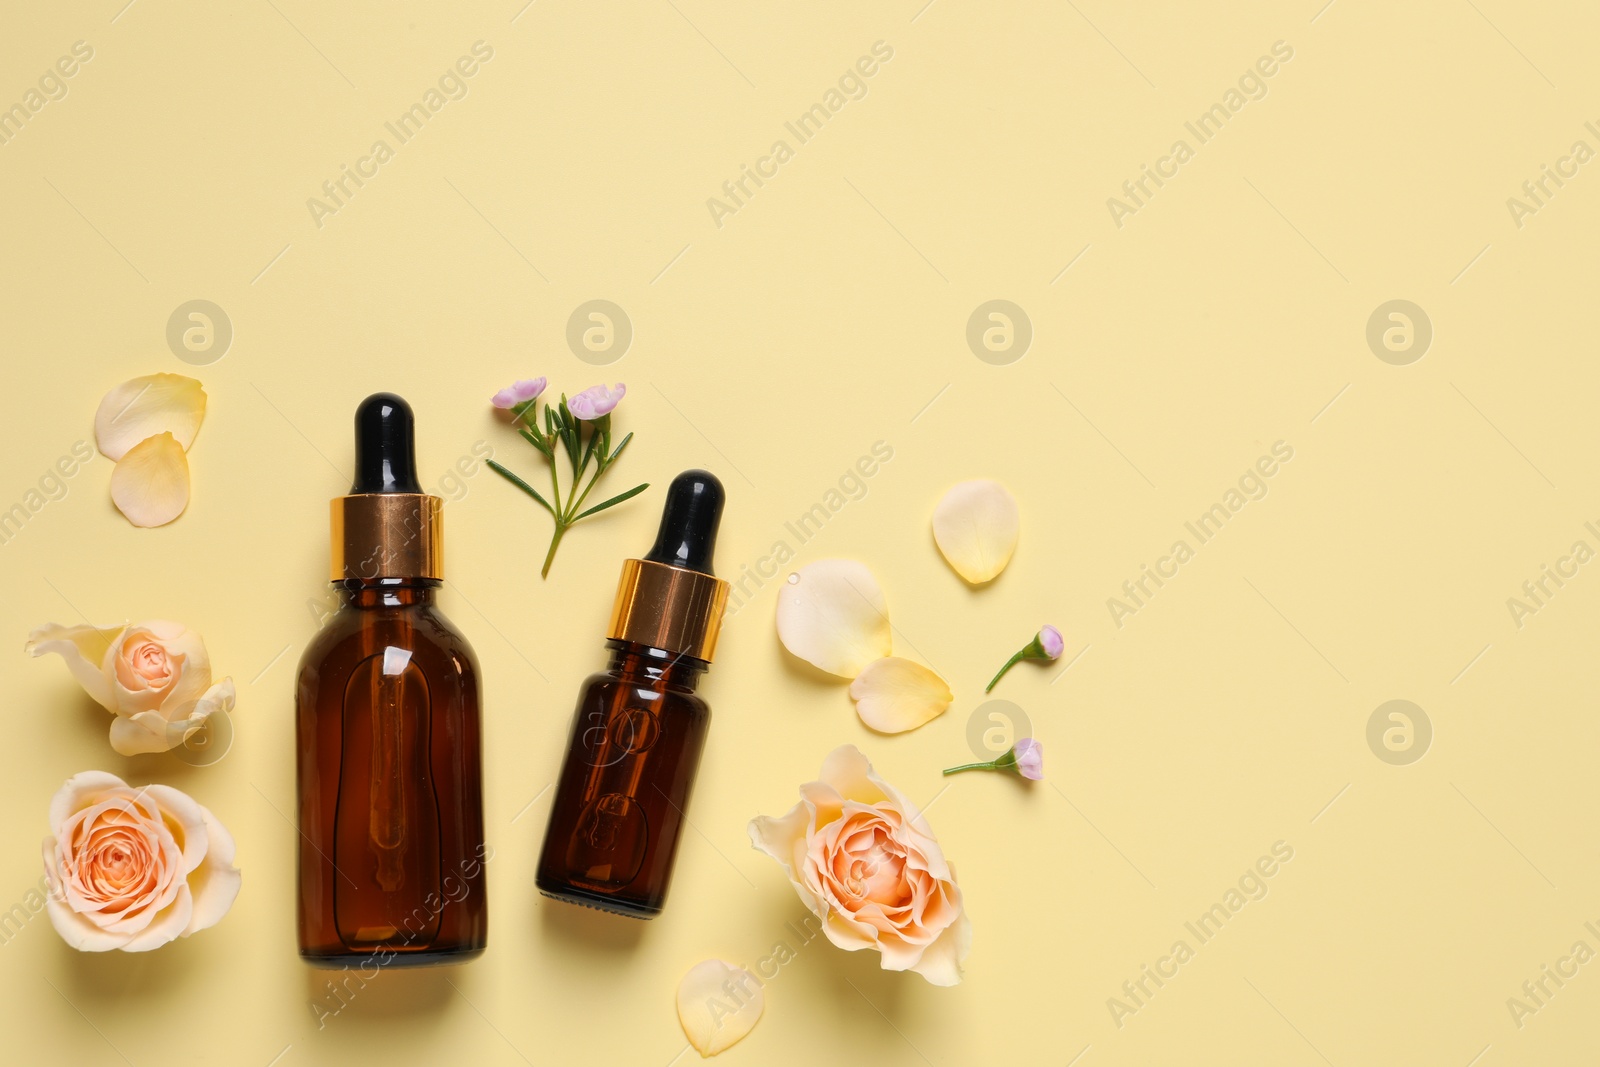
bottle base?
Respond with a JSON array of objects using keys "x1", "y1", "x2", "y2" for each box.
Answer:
[
  {"x1": 300, "y1": 945, "x2": 486, "y2": 969},
  {"x1": 538, "y1": 882, "x2": 659, "y2": 920}
]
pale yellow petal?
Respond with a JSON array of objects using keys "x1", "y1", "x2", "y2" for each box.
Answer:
[
  {"x1": 848, "y1": 656, "x2": 953, "y2": 733},
  {"x1": 184, "y1": 800, "x2": 242, "y2": 936},
  {"x1": 110, "y1": 433, "x2": 190, "y2": 527},
  {"x1": 24, "y1": 623, "x2": 125, "y2": 710},
  {"x1": 677, "y1": 960, "x2": 764, "y2": 1057},
  {"x1": 931, "y1": 479, "x2": 1020, "y2": 584},
  {"x1": 94, "y1": 374, "x2": 206, "y2": 460},
  {"x1": 775, "y1": 559, "x2": 892, "y2": 678}
]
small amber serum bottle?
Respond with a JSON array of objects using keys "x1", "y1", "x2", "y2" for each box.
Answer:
[
  {"x1": 537, "y1": 470, "x2": 730, "y2": 919},
  {"x1": 296, "y1": 393, "x2": 488, "y2": 966}
]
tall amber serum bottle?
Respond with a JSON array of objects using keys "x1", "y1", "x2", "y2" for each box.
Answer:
[
  {"x1": 537, "y1": 470, "x2": 730, "y2": 919},
  {"x1": 296, "y1": 393, "x2": 488, "y2": 966}
]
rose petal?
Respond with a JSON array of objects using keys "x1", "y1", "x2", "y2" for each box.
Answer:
[
  {"x1": 903, "y1": 897, "x2": 972, "y2": 986},
  {"x1": 94, "y1": 374, "x2": 207, "y2": 461},
  {"x1": 112, "y1": 621, "x2": 211, "y2": 715},
  {"x1": 110, "y1": 432, "x2": 190, "y2": 527},
  {"x1": 110, "y1": 677, "x2": 234, "y2": 756},
  {"x1": 775, "y1": 559, "x2": 892, "y2": 678},
  {"x1": 931, "y1": 479, "x2": 1020, "y2": 584},
  {"x1": 109, "y1": 712, "x2": 176, "y2": 756},
  {"x1": 47, "y1": 771, "x2": 132, "y2": 831},
  {"x1": 119, "y1": 883, "x2": 192, "y2": 952},
  {"x1": 141, "y1": 784, "x2": 210, "y2": 877},
  {"x1": 25, "y1": 623, "x2": 126, "y2": 710},
  {"x1": 183, "y1": 802, "x2": 241, "y2": 936},
  {"x1": 676, "y1": 959, "x2": 763, "y2": 1057},
  {"x1": 848, "y1": 657, "x2": 953, "y2": 733},
  {"x1": 747, "y1": 802, "x2": 826, "y2": 916},
  {"x1": 42, "y1": 866, "x2": 131, "y2": 952}
]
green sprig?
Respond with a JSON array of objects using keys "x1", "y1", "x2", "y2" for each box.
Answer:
[{"x1": 487, "y1": 394, "x2": 648, "y2": 578}]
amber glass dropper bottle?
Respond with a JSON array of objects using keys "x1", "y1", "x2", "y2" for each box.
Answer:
[
  {"x1": 296, "y1": 393, "x2": 488, "y2": 966},
  {"x1": 537, "y1": 469, "x2": 730, "y2": 919}
]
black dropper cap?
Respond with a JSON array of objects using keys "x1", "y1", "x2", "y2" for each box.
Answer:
[
  {"x1": 351, "y1": 392, "x2": 423, "y2": 494},
  {"x1": 643, "y1": 469, "x2": 724, "y2": 575}
]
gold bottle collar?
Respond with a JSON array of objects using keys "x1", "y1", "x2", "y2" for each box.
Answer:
[
  {"x1": 606, "y1": 558, "x2": 729, "y2": 662},
  {"x1": 329, "y1": 493, "x2": 443, "y2": 581}
]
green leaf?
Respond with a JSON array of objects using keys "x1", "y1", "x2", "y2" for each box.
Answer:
[
  {"x1": 572, "y1": 482, "x2": 649, "y2": 521},
  {"x1": 607, "y1": 431, "x2": 634, "y2": 464},
  {"x1": 487, "y1": 459, "x2": 556, "y2": 517},
  {"x1": 580, "y1": 420, "x2": 601, "y2": 470},
  {"x1": 557, "y1": 396, "x2": 580, "y2": 472}
]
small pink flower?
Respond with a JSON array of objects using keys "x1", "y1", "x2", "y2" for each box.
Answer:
[
  {"x1": 491, "y1": 377, "x2": 547, "y2": 409},
  {"x1": 986, "y1": 624, "x2": 1066, "y2": 692},
  {"x1": 941, "y1": 736, "x2": 1043, "y2": 780},
  {"x1": 568, "y1": 383, "x2": 626, "y2": 420},
  {"x1": 1012, "y1": 738, "x2": 1044, "y2": 780}
]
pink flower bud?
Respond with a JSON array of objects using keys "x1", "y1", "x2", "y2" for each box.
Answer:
[{"x1": 1012, "y1": 738, "x2": 1044, "y2": 780}]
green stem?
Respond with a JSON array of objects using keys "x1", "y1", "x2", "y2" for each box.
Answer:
[
  {"x1": 564, "y1": 462, "x2": 605, "y2": 523},
  {"x1": 943, "y1": 760, "x2": 998, "y2": 776},
  {"x1": 540, "y1": 523, "x2": 568, "y2": 578},
  {"x1": 985, "y1": 650, "x2": 1026, "y2": 693},
  {"x1": 548, "y1": 449, "x2": 563, "y2": 515}
]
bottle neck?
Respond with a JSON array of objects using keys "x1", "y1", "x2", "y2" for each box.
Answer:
[
  {"x1": 605, "y1": 639, "x2": 707, "y2": 692},
  {"x1": 336, "y1": 577, "x2": 439, "y2": 609}
]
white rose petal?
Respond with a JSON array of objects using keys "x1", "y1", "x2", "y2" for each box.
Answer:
[
  {"x1": 677, "y1": 959, "x2": 764, "y2": 1057},
  {"x1": 24, "y1": 623, "x2": 126, "y2": 710},
  {"x1": 93, "y1": 373, "x2": 207, "y2": 460},
  {"x1": 848, "y1": 656, "x2": 954, "y2": 733},
  {"x1": 775, "y1": 559, "x2": 892, "y2": 678},
  {"x1": 931, "y1": 479, "x2": 1020, "y2": 584},
  {"x1": 110, "y1": 432, "x2": 191, "y2": 527}
]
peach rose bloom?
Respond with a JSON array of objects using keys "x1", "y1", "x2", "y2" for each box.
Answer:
[
  {"x1": 26, "y1": 621, "x2": 235, "y2": 756},
  {"x1": 43, "y1": 772, "x2": 240, "y2": 952},
  {"x1": 749, "y1": 745, "x2": 971, "y2": 985}
]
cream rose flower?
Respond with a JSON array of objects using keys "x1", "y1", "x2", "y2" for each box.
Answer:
[
  {"x1": 749, "y1": 745, "x2": 971, "y2": 986},
  {"x1": 26, "y1": 621, "x2": 236, "y2": 756},
  {"x1": 43, "y1": 771, "x2": 241, "y2": 951}
]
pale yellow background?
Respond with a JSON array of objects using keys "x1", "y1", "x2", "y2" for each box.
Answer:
[{"x1": 1, "y1": 0, "x2": 1596, "y2": 1064}]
